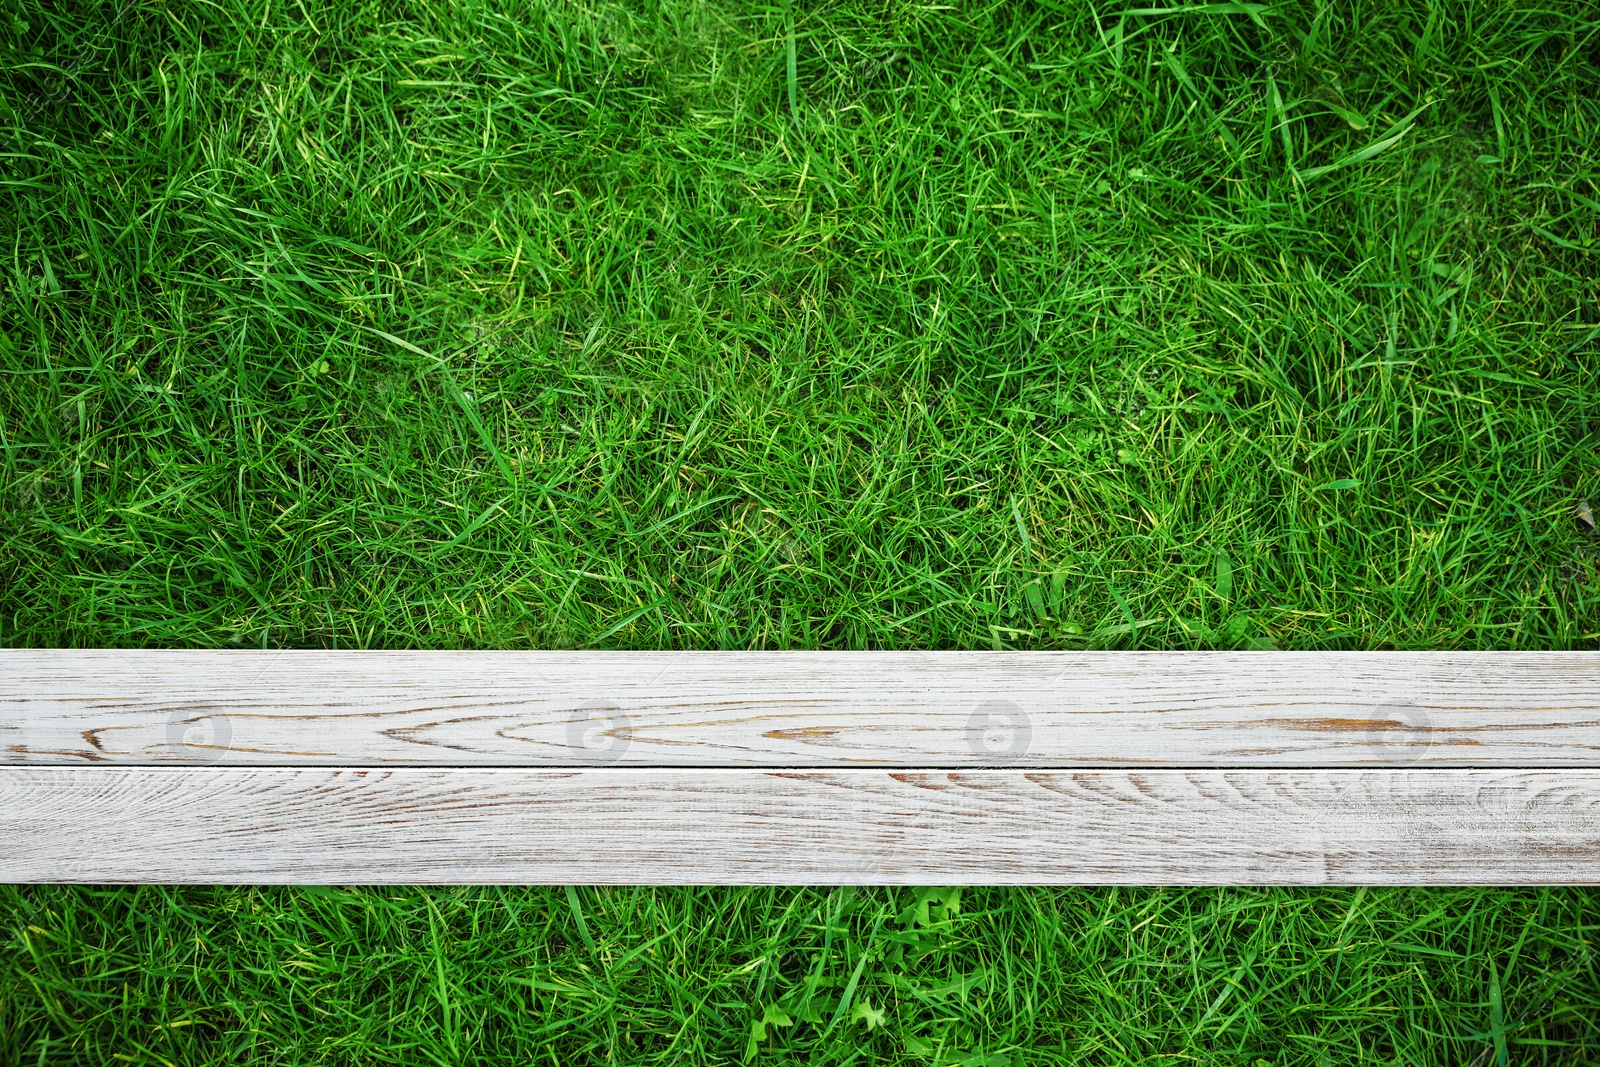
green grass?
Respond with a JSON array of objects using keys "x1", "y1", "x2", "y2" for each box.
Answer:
[
  {"x1": 3, "y1": 886, "x2": 1600, "y2": 1065},
  {"x1": 4, "y1": 0, "x2": 1600, "y2": 1063},
  {"x1": 2, "y1": 0, "x2": 1596, "y2": 649}
]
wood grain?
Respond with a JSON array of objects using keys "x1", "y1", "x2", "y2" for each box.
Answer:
[
  {"x1": 4, "y1": 650, "x2": 1597, "y2": 766},
  {"x1": 3, "y1": 767, "x2": 1596, "y2": 884}
]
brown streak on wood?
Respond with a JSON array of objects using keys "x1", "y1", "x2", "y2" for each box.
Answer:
[{"x1": 765, "y1": 727, "x2": 842, "y2": 741}]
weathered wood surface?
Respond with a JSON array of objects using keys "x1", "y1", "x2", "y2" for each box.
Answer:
[
  {"x1": 4, "y1": 650, "x2": 1598, "y2": 766},
  {"x1": 3, "y1": 768, "x2": 1596, "y2": 884}
]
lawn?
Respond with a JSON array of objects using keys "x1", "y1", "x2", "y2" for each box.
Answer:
[
  {"x1": 3, "y1": 886, "x2": 1599, "y2": 1065},
  {"x1": 2, "y1": 0, "x2": 1599, "y2": 1061}
]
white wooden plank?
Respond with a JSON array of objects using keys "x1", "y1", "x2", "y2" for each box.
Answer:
[
  {"x1": 3, "y1": 768, "x2": 1596, "y2": 884},
  {"x1": 3, "y1": 650, "x2": 1597, "y2": 766}
]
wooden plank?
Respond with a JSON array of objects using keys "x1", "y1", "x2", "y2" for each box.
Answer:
[
  {"x1": 3, "y1": 768, "x2": 1597, "y2": 884},
  {"x1": 3, "y1": 650, "x2": 1597, "y2": 766}
]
